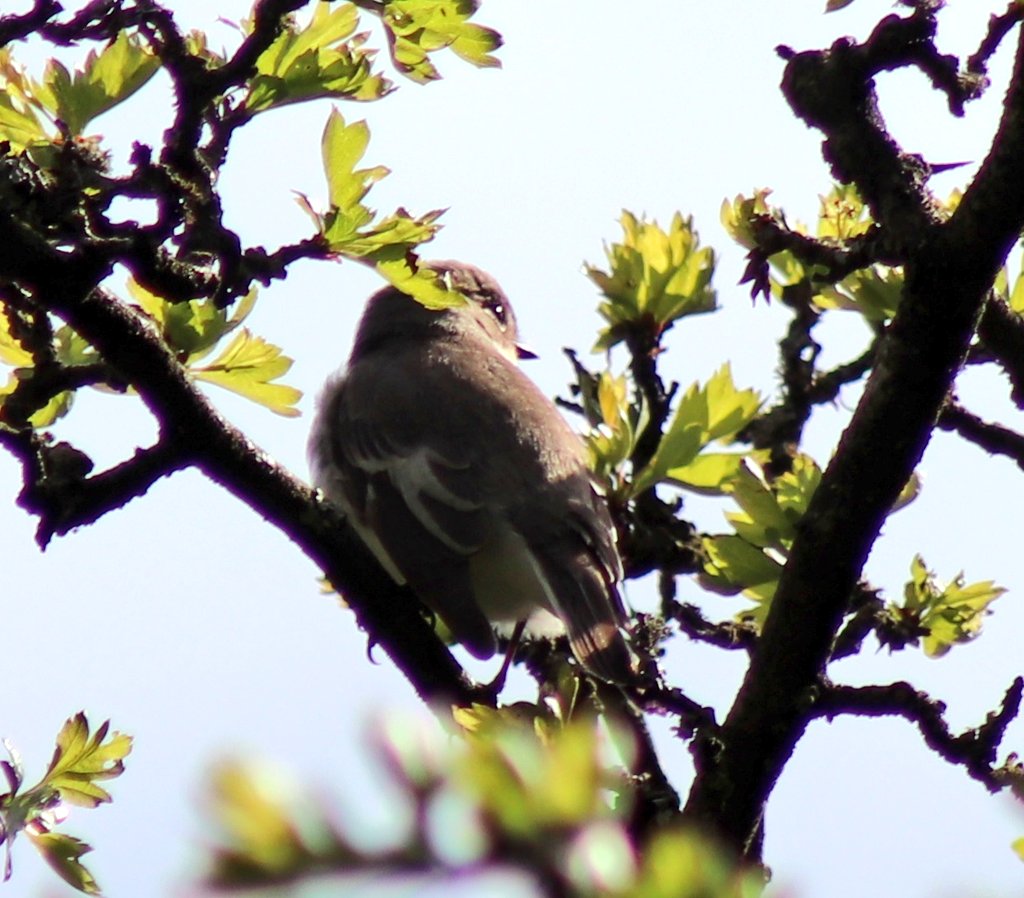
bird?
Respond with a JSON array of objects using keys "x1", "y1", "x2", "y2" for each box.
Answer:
[{"x1": 308, "y1": 260, "x2": 634, "y2": 684}]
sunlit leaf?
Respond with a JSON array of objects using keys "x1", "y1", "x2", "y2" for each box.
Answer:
[
  {"x1": 0, "y1": 50, "x2": 48, "y2": 148},
  {"x1": 895, "y1": 555, "x2": 1006, "y2": 657},
  {"x1": 316, "y1": 109, "x2": 443, "y2": 265},
  {"x1": 374, "y1": 254, "x2": 462, "y2": 309},
  {"x1": 725, "y1": 465, "x2": 794, "y2": 548},
  {"x1": 666, "y1": 451, "x2": 749, "y2": 494},
  {"x1": 42, "y1": 713, "x2": 132, "y2": 809},
  {"x1": 587, "y1": 211, "x2": 717, "y2": 350},
  {"x1": 816, "y1": 183, "x2": 872, "y2": 241},
  {"x1": 585, "y1": 371, "x2": 636, "y2": 484},
  {"x1": 720, "y1": 188, "x2": 775, "y2": 250},
  {"x1": 700, "y1": 534, "x2": 782, "y2": 606},
  {"x1": 194, "y1": 329, "x2": 302, "y2": 417},
  {"x1": 36, "y1": 31, "x2": 158, "y2": 135},
  {"x1": 1009, "y1": 268, "x2": 1024, "y2": 315},
  {"x1": 128, "y1": 279, "x2": 256, "y2": 361},
  {"x1": 381, "y1": 0, "x2": 502, "y2": 83},
  {"x1": 891, "y1": 471, "x2": 921, "y2": 513},
  {"x1": 246, "y1": 3, "x2": 392, "y2": 113},
  {"x1": 630, "y1": 364, "x2": 760, "y2": 496},
  {"x1": 819, "y1": 266, "x2": 903, "y2": 321},
  {"x1": 208, "y1": 761, "x2": 315, "y2": 877},
  {"x1": 633, "y1": 826, "x2": 763, "y2": 897}
]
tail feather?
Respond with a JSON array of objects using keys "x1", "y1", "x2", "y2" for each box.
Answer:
[
  {"x1": 536, "y1": 550, "x2": 635, "y2": 683},
  {"x1": 567, "y1": 617, "x2": 635, "y2": 684}
]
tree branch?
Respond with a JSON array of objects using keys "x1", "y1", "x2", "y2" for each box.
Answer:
[
  {"x1": 977, "y1": 294, "x2": 1024, "y2": 407},
  {"x1": 939, "y1": 402, "x2": 1024, "y2": 469},
  {"x1": 0, "y1": 428, "x2": 189, "y2": 545},
  {"x1": 815, "y1": 677, "x2": 1024, "y2": 790},
  {"x1": 685, "y1": 9, "x2": 1024, "y2": 855},
  {"x1": 0, "y1": 0, "x2": 60, "y2": 47},
  {"x1": 968, "y1": 3, "x2": 1024, "y2": 79}
]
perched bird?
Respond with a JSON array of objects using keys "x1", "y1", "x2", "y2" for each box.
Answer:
[{"x1": 308, "y1": 261, "x2": 633, "y2": 684}]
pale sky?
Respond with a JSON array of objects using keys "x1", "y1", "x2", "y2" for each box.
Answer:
[{"x1": 4, "y1": 2, "x2": 1024, "y2": 896}]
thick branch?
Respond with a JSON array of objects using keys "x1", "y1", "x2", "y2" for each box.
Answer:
[{"x1": 685, "y1": 14, "x2": 1024, "y2": 854}]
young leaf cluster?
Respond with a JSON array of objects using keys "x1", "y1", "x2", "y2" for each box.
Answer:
[
  {"x1": 129, "y1": 280, "x2": 301, "y2": 417},
  {"x1": 0, "y1": 34, "x2": 157, "y2": 148},
  {"x1": 887, "y1": 554, "x2": 1006, "y2": 657},
  {"x1": 244, "y1": 3, "x2": 392, "y2": 114},
  {"x1": 0, "y1": 713, "x2": 131, "y2": 895},
  {"x1": 586, "y1": 211, "x2": 717, "y2": 352},
  {"x1": 380, "y1": 0, "x2": 503, "y2": 83}
]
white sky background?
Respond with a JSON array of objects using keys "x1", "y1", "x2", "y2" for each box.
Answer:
[{"x1": 3, "y1": 1, "x2": 1024, "y2": 896}]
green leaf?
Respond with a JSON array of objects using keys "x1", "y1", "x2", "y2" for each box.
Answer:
[
  {"x1": 818, "y1": 266, "x2": 903, "y2": 321},
  {"x1": 896, "y1": 555, "x2": 1006, "y2": 657},
  {"x1": 128, "y1": 279, "x2": 256, "y2": 362},
  {"x1": 720, "y1": 188, "x2": 772, "y2": 251},
  {"x1": 320, "y1": 109, "x2": 385, "y2": 242},
  {"x1": 891, "y1": 470, "x2": 921, "y2": 513},
  {"x1": 725, "y1": 465, "x2": 794, "y2": 548},
  {"x1": 0, "y1": 92, "x2": 47, "y2": 149},
  {"x1": 41, "y1": 713, "x2": 132, "y2": 809},
  {"x1": 315, "y1": 109, "x2": 443, "y2": 263},
  {"x1": 382, "y1": 0, "x2": 502, "y2": 83},
  {"x1": 771, "y1": 453, "x2": 822, "y2": 520},
  {"x1": 338, "y1": 207, "x2": 446, "y2": 262},
  {"x1": 37, "y1": 31, "x2": 159, "y2": 135},
  {"x1": 700, "y1": 534, "x2": 782, "y2": 606},
  {"x1": 208, "y1": 760, "x2": 316, "y2": 877},
  {"x1": 816, "y1": 183, "x2": 872, "y2": 241},
  {"x1": 25, "y1": 831, "x2": 100, "y2": 895},
  {"x1": 585, "y1": 371, "x2": 637, "y2": 485},
  {"x1": 452, "y1": 712, "x2": 614, "y2": 836},
  {"x1": 722, "y1": 456, "x2": 820, "y2": 552},
  {"x1": 630, "y1": 364, "x2": 760, "y2": 496},
  {"x1": 0, "y1": 715, "x2": 131, "y2": 896},
  {"x1": 1008, "y1": 267, "x2": 1024, "y2": 315},
  {"x1": 631, "y1": 420, "x2": 704, "y2": 497},
  {"x1": 374, "y1": 254, "x2": 463, "y2": 309},
  {"x1": 632, "y1": 827, "x2": 762, "y2": 898},
  {"x1": 194, "y1": 329, "x2": 303, "y2": 417},
  {"x1": 0, "y1": 50, "x2": 49, "y2": 148},
  {"x1": 665, "y1": 451, "x2": 750, "y2": 494},
  {"x1": 586, "y1": 211, "x2": 717, "y2": 351},
  {"x1": 246, "y1": 3, "x2": 392, "y2": 113}
]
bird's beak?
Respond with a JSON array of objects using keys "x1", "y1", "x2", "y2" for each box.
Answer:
[{"x1": 516, "y1": 343, "x2": 538, "y2": 360}]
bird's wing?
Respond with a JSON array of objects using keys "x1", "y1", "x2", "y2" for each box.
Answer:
[{"x1": 312, "y1": 373, "x2": 498, "y2": 660}]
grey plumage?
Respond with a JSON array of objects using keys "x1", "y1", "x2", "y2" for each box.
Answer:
[{"x1": 309, "y1": 261, "x2": 633, "y2": 683}]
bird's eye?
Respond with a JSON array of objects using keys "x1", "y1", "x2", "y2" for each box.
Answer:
[{"x1": 483, "y1": 295, "x2": 508, "y2": 329}]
